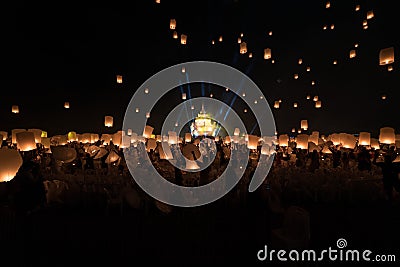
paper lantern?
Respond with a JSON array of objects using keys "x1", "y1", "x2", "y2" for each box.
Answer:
[
  {"x1": 306, "y1": 67, "x2": 311, "y2": 72},
  {"x1": 328, "y1": 133, "x2": 340, "y2": 146},
  {"x1": 323, "y1": 25, "x2": 327, "y2": 30},
  {"x1": 168, "y1": 131, "x2": 178, "y2": 145},
  {"x1": 143, "y1": 125, "x2": 154, "y2": 139},
  {"x1": 247, "y1": 135, "x2": 259, "y2": 150},
  {"x1": 64, "y1": 102, "x2": 70, "y2": 109},
  {"x1": 298, "y1": 58, "x2": 303, "y2": 65},
  {"x1": 311, "y1": 81, "x2": 316, "y2": 86},
  {"x1": 173, "y1": 31, "x2": 178, "y2": 39},
  {"x1": 263, "y1": 48, "x2": 271, "y2": 59},
  {"x1": 278, "y1": 134, "x2": 289, "y2": 147},
  {"x1": 16, "y1": 131, "x2": 36, "y2": 151},
  {"x1": 306, "y1": 95, "x2": 311, "y2": 100},
  {"x1": 155, "y1": 135, "x2": 162, "y2": 142},
  {"x1": 101, "y1": 134, "x2": 113, "y2": 145},
  {"x1": 112, "y1": 131, "x2": 123, "y2": 147},
  {"x1": 184, "y1": 133, "x2": 192, "y2": 143},
  {"x1": 106, "y1": 150, "x2": 120, "y2": 164},
  {"x1": 67, "y1": 131, "x2": 77, "y2": 142},
  {"x1": 359, "y1": 132, "x2": 371, "y2": 146},
  {"x1": 233, "y1": 128, "x2": 240, "y2": 136},
  {"x1": 41, "y1": 137, "x2": 51, "y2": 149},
  {"x1": 0, "y1": 131, "x2": 7, "y2": 140},
  {"x1": 104, "y1": 116, "x2": 113, "y2": 127},
  {"x1": 155, "y1": 0, "x2": 160, "y2": 3},
  {"x1": 333, "y1": 60, "x2": 337, "y2": 65},
  {"x1": 12, "y1": 105, "x2": 19, "y2": 114},
  {"x1": 315, "y1": 100, "x2": 322, "y2": 108},
  {"x1": 291, "y1": 128, "x2": 296, "y2": 133},
  {"x1": 180, "y1": 34, "x2": 187, "y2": 45},
  {"x1": 219, "y1": 36, "x2": 223, "y2": 42},
  {"x1": 313, "y1": 95, "x2": 318, "y2": 101},
  {"x1": 379, "y1": 47, "x2": 394, "y2": 65},
  {"x1": 330, "y1": 24, "x2": 335, "y2": 30},
  {"x1": 274, "y1": 101, "x2": 280, "y2": 109},
  {"x1": 268, "y1": 31, "x2": 273, "y2": 36},
  {"x1": 248, "y1": 53, "x2": 253, "y2": 58},
  {"x1": 146, "y1": 138, "x2": 157, "y2": 152},
  {"x1": 41, "y1": 131, "x2": 47, "y2": 138},
  {"x1": 325, "y1": 1, "x2": 330, "y2": 8},
  {"x1": 116, "y1": 75, "x2": 123, "y2": 84},
  {"x1": 11, "y1": 129, "x2": 25, "y2": 144},
  {"x1": 211, "y1": 40, "x2": 215, "y2": 45},
  {"x1": 170, "y1": 19, "x2": 176, "y2": 29},
  {"x1": 182, "y1": 93, "x2": 187, "y2": 100},
  {"x1": 294, "y1": 74, "x2": 299, "y2": 79},
  {"x1": 27, "y1": 129, "x2": 42, "y2": 143},
  {"x1": 355, "y1": 5, "x2": 360, "y2": 11},
  {"x1": 90, "y1": 134, "x2": 99, "y2": 143},
  {"x1": 240, "y1": 42, "x2": 247, "y2": 54},
  {"x1": 341, "y1": 134, "x2": 356, "y2": 149},
  {"x1": 146, "y1": 112, "x2": 151, "y2": 118},
  {"x1": 308, "y1": 131, "x2": 319, "y2": 145},
  {"x1": 300, "y1": 120, "x2": 308, "y2": 130},
  {"x1": 293, "y1": 102, "x2": 298, "y2": 108},
  {"x1": 379, "y1": 127, "x2": 395, "y2": 144},
  {"x1": 349, "y1": 50, "x2": 356, "y2": 58},
  {"x1": 366, "y1": 10, "x2": 374, "y2": 19},
  {"x1": 388, "y1": 65, "x2": 393, "y2": 72},
  {"x1": 224, "y1": 136, "x2": 231, "y2": 144},
  {"x1": 158, "y1": 142, "x2": 173, "y2": 160},
  {"x1": 296, "y1": 134, "x2": 309, "y2": 149},
  {"x1": 0, "y1": 147, "x2": 23, "y2": 182}
]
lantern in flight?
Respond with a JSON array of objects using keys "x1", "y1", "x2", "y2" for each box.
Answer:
[
  {"x1": 240, "y1": 42, "x2": 247, "y2": 54},
  {"x1": 379, "y1": 127, "x2": 395, "y2": 144},
  {"x1": 301, "y1": 120, "x2": 308, "y2": 130},
  {"x1": 366, "y1": 10, "x2": 374, "y2": 20},
  {"x1": 12, "y1": 105, "x2": 19, "y2": 114},
  {"x1": 264, "y1": 48, "x2": 271, "y2": 59},
  {"x1": 0, "y1": 147, "x2": 23, "y2": 182},
  {"x1": 181, "y1": 34, "x2": 187, "y2": 44},
  {"x1": 116, "y1": 75, "x2": 123, "y2": 84},
  {"x1": 170, "y1": 19, "x2": 176, "y2": 30},
  {"x1": 104, "y1": 116, "x2": 113, "y2": 127},
  {"x1": 349, "y1": 50, "x2": 356, "y2": 58},
  {"x1": 379, "y1": 47, "x2": 394, "y2": 65},
  {"x1": 64, "y1": 102, "x2": 70, "y2": 109}
]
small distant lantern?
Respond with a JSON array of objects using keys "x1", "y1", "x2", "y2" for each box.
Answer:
[
  {"x1": 363, "y1": 25, "x2": 368, "y2": 30},
  {"x1": 298, "y1": 129, "x2": 302, "y2": 134},
  {"x1": 271, "y1": 60, "x2": 275, "y2": 64},
  {"x1": 127, "y1": 129, "x2": 133, "y2": 136},
  {"x1": 268, "y1": 31, "x2": 273, "y2": 36},
  {"x1": 350, "y1": 50, "x2": 356, "y2": 58},
  {"x1": 306, "y1": 66, "x2": 311, "y2": 72},
  {"x1": 173, "y1": 31, "x2": 178, "y2": 39},
  {"x1": 323, "y1": 25, "x2": 327, "y2": 30},
  {"x1": 244, "y1": 109, "x2": 248, "y2": 113},
  {"x1": 12, "y1": 105, "x2": 19, "y2": 114},
  {"x1": 211, "y1": 40, "x2": 215, "y2": 45},
  {"x1": 379, "y1": 127, "x2": 395, "y2": 144},
  {"x1": 238, "y1": 37, "x2": 241, "y2": 43},
  {"x1": 306, "y1": 95, "x2": 311, "y2": 100},
  {"x1": 155, "y1": 0, "x2": 160, "y2": 3},
  {"x1": 381, "y1": 95, "x2": 387, "y2": 100},
  {"x1": 64, "y1": 102, "x2": 70, "y2": 109},
  {"x1": 219, "y1": 36, "x2": 223, "y2": 42},
  {"x1": 182, "y1": 93, "x2": 187, "y2": 100},
  {"x1": 135, "y1": 108, "x2": 140, "y2": 113},
  {"x1": 362, "y1": 20, "x2": 368, "y2": 26},
  {"x1": 264, "y1": 48, "x2": 271, "y2": 59},
  {"x1": 315, "y1": 100, "x2": 322, "y2": 108},
  {"x1": 181, "y1": 67, "x2": 186, "y2": 73},
  {"x1": 333, "y1": 60, "x2": 337, "y2": 64},
  {"x1": 354, "y1": 43, "x2": 359, "y2": 48},
  {"x1": 326, "y1": 1, "x2": 330, "y2": 8},
  {"x1": 180, "y1": 34, "x2": 187, "y2": 45},
  {"x1": 359, "y1": 132, "x2": 371, "y2": 146},
  {"x1": 388, "y1": 65, "x2": 393, "y2": 71},
  {"x1": 248, "y1": 53, "x2": 253, "y2": 58},
  {"x1": 104, "y1": 116, "x2": 113, "y2": 127},
  {"x1": 291, "y1": 128, "x2": 296, "y2": 133},
  {"x1": 330, "y1": 24, "x2": 335, "y2": 30},
  {"x1": 293, "y1": 102, "x2": 298, "y2": 108},
  {"x1": 240, "y1": 42, "x2": 247, "y2": 54},
  {"x1": 234, "y1": 128, "x2": 240, "y2": 136},
  {"x1": 146, "y1": 112, "x2": 151, "y2": 118},
  {"x1": 274, "y1": 101, "x2": 280, "y2": 109},
  {"x1": 367, "y1": 10, "x2": 374, "y2": 20},
  {"x1": 170, "y1": 19, "x2": 176, "y2": 30},
  {"x1": 294, "y1": 74, "x2": 299, "y2": 79},
  {"x1": 300, "y1": 120, "x2": 308, "y2": 130},
  {"x1": 313, "y1": 95, "x2": 318, "y2": 101},
  {"x1": 298, "y1": 58, "x2": 303, "y2": 65},
  {"x1": 379, "y1": 47, "x2": 394, "y2": 65},
  {"x1": 116, "y1": 75, "x2": 123, "y2": 84},
  {"x1": 311, "y1": 81, "x2": 315, "y2": 86},
  {"x1": 355, "y1": 5, "x2": 360, "y2": 11}
]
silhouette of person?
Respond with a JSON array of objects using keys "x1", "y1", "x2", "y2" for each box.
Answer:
[{"x1": 374, "y1": 154, "x2": 400, "y2": 202}]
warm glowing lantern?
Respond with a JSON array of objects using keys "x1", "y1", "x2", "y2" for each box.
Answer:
[
  {"x1": 306, "y1": 95, "x2": 311, "y2": 100},
  {"x1": 168, "y1": 131, "x2": 178, "y2": 145},
  {"x1": 184, "y1": 133, "x2": 192, "y2": 143},
  {"x1": 323, "y1": 25, "x2": 327, "y2": 30},
  {"x1": 268, "y1": 31, "x2": 273, "y2": 36},
  {"x1": 101, "y1": 134, "x2": 112, "y2": 145},
  {"x1": 12, "y1": 129, "x2": 25, "y2": 144},
  {"x1": 341, "y1": 134, "x2": 356, "y2": 149},
  {"x1": 333, "y1": 60, "x2": 337, "y2": 65},
  {"x1": 329, "y1": 133, "x2": 341, "y2": 146},
  {"x1": 248, "y1": 53, "x2": 253, "y2": 58},
  {"x1": 12, "y1": 105, "x2": 19, "y2": 114},
  {"x1": 388, "y1": 65, "x2": 393, "y2": 72},
  {"x1": 366, "y1": 10, "x2": 374, "y2": 20},
  {"x1": 0, "y1": 131, "x2": 7, "y2": 140},
  {"x1": 358, "y1": 132, "x2": 371, "y2": 146},
  {"x1": 234, "y1": 128, "x2": 240, "y2": 136},
  {"x1": 379, "y1": 47, "x2": 394, "y2": 65},
  {"x1": 219, "y1": 36, "x2": 223, "y2": 42},
  {"x1": 278, "y1": 134, "x2": 289, "y2": 147},
  {"x1": 27, "y1": 129, "x2": 42, "y2": 143},
  {"x1": 90, "y1": 134, "x2": 99, "y2": 143},
  {"x1": 158, "y1": 142, "x2": 173, "y2": 160},
  {"x1": 143, "y1": 125, "x2": 154, "y2": 139},
  {"x1": 291, "y1": 128, "x2": 296, "y2": 133},
  {"x1": 237, "y1": 37, "x2": 241, "y2": 43},
  {"x1": 315, "y1": 100, "x2": 322, "y2": 108},
  {"x1": 0, "y1": 147, "x2": 23, "y2": 182},
  {"x1": 296, "y1": 134, "x2": 309, "y2": 150},
  {"x1": 306, "y1": 67, "x2": 311, "y2": 72},
  {"x1": 146, "y1": 112, "x2": 150, "y2": 118},
  {"x1": 106, "y1": 150, "x2": 120, "y2": 164},
  {"x1": 16, "y1": 131, "x2": 36, "y2": 151},
  {"x1": 362, "y1": 20, "x2": 368, "y2": 26},
  {"x1": 264, "y1": 48, "x2": 271, "y2": 59},
  {"x1": 146, "y1": 138, "x2": 157, "y2": 152},
  {"x1": 170, "y1": 19, "x2": 176, "y2": 29},
  {"x1": 379, "y1": 127, "x2": 395, "y2": 144},
  {"x1": 180, "y1": 34, "x2": 187, "y2": 45},
  {"x1": 325, "y1": 1, "x2": 330, "y2": 8},
  {"x1": 116, "y1": 75, "x2": 123, "y2": 84},
  {"x1": 274, "y1": 101, "x2": 280, "y2": 109},
  {"x1": 301, "y1": 120, "x2": 308, "y2": 130},
  {"x1": 112, "y1": 131, "x2": 122, "y2": 147},
  {"x1": 224, "y1": 136, "x2": 231, "y2": 144},
  {"x1": 41, "y1": 137, "x2": 50, "y2": 149},
  {"x1": 293, "y1": 102, "x2": 298, "y2": 108},
  {"x1": 381, "y1": 95, "x2": 387, "y2": 100},
  {"x1": 173, "y1": 31, "x2": 178, "y2": 39},
  {"x1": 155, "y1": 0, "x2": 160, "y2": 3},
  {"x1": 104, "y1": 116, "x2": 113, "y2": 127},
  {"x1": 313, "y1": 95, "x2": 318, "y2": 101},
  {"x1": 308, "y1": 131, "x2": 319, "y2": 145},
  {"x1": 355, "y1": 5, "x2": 360, "y2": 11},
  {"x1": 247, "y1": 135, "x2": 259, "y2": 150},
  {"x1": 370, "y1": 138, "x2": 380, "y2": 149},
  {"x1": 321, "y1": 146, "x2": 332, "y2": 154},
  {"x1": 311, "y1": 81, "x2": 315, "y2": 86},
  {"x1": 64, "y1": 102, "x2": 70, "y2": 109},
  {"x1": 330, "y1": 24, "x2": 335, "y2": 30},
  {"x1": 349, "y1": 50, "x2": 356, "y2": 58},
  {"x1": 182, "y1": 93, "x2": 187, "y2": 100},
  {"x1": 240, "y1": 42, "x2": 247, "y2": 54},
  {"x1": 67, "y1": 131, "x2": 77, "y2": 142}
]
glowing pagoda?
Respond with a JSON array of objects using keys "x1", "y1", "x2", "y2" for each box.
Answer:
[{"x1": 190, "y1": 105, "x2": 220, "y2": 137}]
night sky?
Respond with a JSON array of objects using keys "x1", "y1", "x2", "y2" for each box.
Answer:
[{"x1": 1, "y1": 0, "x2": 399, "y2": 138}]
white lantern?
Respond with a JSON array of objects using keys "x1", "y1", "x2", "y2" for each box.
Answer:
[
  {"x1": 12, "y1": 129, "x2": 26, "y2": 144},
  {"x1": 182, "y1": 93, "x2": 187, "y2": 100},
  {"x1": 169, "y1": 19, "x2": 176, "y2": 29},
  {"x1": 181, "y1": 34, "x2": 187, "y2": 45},
  {"x1": 184, "y1": 133, "x2": 192, "y2": 143},
  {"x1": 104, "y1": 116, "x2": 113, "y2": 127},
  {"x1": 349, "y1": 50, "x2": 356, "y2": 59},
  {"x1": 234, "y1": 128, "x2": 240, "y2": 136},
  {"x1": 90, "y1": 134, "x2": 99, "y2": 143},
  {"x1": 143, "y1": 125, "x2": 154, "y2": 139},
  {"x1": 278, "y1": 134, "x2": 289, "y2": 147},
  {"x1": 12, "y1": 105, "x2": 19, "y2": 114},
  {"x1": 168, "y1": 131, "x2": 178, "y2": 145},
  {"x1": 16, "y1": 131, "x2": 36, "y2": 151},
  {"x1": 379, "y1": 47, "x2": 394, "y2": 65},
  {"x1": 27, "y1": 129, "x2": 43, "y2": 143},
  {"x1": 359, "y1": 132, "x2": 371, "y2": 146},
  {"x1": 247, "y1": 135, "x2": 259, "y2": 150},
  {"x1": 0, "y1": 147, "x2": 23, "y2": 182},
  {"x1": 379, "y1": 127, "x2": 395, "y2": 144},
  {"x1": 263, "y1": 48, "x2": 271, "y2": 59},
  {"x1": 300, "y1": 120, "x2": 308, "y2": 130},
  {"x1": 296, "y1": 134, "x2": 309, "y2": 150}
]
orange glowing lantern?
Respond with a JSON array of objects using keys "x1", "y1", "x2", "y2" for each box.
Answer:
[
  {"x1": 181, "y1": 34, "x2": 187, "y2": 45},
  {"x1": 301, "y1": 120, "x2": 308, "y2": 130},
  {"x1": 64, "y1": 102, "x2": 70, "y2": 109},
  {"x1": 315, "y1": 100, "x2": 322, "y2": 108},
  {"x1": 238, "y1": 37, "x2": 241, "y2": 43},
  {"x1": 308, "y1": 131, "x2": 319, "y2": 145},
  {"x1": 306, "y1": 66, "x2": 311, "y2": 72},
  {"x1": 326, "y1": 1, "x2": 330, "y2": 8},
  {"x1": 278, "y1": 134, "x2": 289, "y2": 147},
  {"x1": 116, "y1": 75, "x2": 123, "y2": 84},
  {"x1": 350, "y1": 50, "x2": 356, "y2": 58},
  {"x1": 379, "y1": 127, "x2": 395, "y2": 144},
  {"x1": 143, "y1": 125, "x2": 154, "y2": 139},
  {"x1": 388, "y1": 65, "x2": 393, "y2": 71},
  {"x1": 240, "y1": 42, "x2": 247, "y2": 54},
  {"x1": 247, "y1": 135, "x2": 259, "y2": 150},
  {"x1": 294, "y1": 74, "x2": 299, "y2": 79},
  {"x1": 184, "y1": 133, "x2": 192, "y2": 143},
  {"x1": 12, "y1": 105, "x2": 19, "y2": 114},
  {"x1": 168, "y1": 131, "x2": 178, "y2": 145},
  {"x1": 296, "y1": 134, "x2": 309, "y2": 149},
  {"x1": 27, "y1": 129, "x2": 43, "y2": 143},
  {"x1": 264, "y1": 48, "x2": 271, "y2": 59},
  {"x1": 359, "y1": 132, "x2": 371, "y2": 146},
  {"x1": 158, "y1": 142, "x2": 173, "y2": 160},
  {"x1": 0, "y1": 131, "x2": 7, "y2": 141},
  {"x1": 219, "y1": 36, "x2": 223, "y2": 42},
  {"x1": 355, "y1": 5, "x2": 360, "y2": 11},
  {"x1": 104, "y1": 116, "x2": 113, "y2": 127},
  {"x1": 170, "y1": 19, "x2": 176, "y2": 30},
  {"x1": 293, "y1": 102, "x2": 298, "y2": 108},
  {"x1": 379, "y1": 47, "x2": 394, "y2": 65},
  {"x1": 173, "y1": 31, "x2": 178, "y2": 39},
  {"x1": 0, "y1": 147, "x2": 23, "y2": 182},
  {"x1": 366, "y1": 10, "x2": 374, "y2": 20},
  {"x1": 16, "y1": 131, "x2": 36, "y2": 151}
]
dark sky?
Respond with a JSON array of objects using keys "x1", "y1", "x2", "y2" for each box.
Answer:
[{"x1": 1, "y1": 0, "x2": 399, "y2": 138}]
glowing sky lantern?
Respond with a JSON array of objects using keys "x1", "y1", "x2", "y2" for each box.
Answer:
[
  {"x1": 64, "y1": 102, "x2": 70, "y2": 109},
  {"x1": 349, "y1": 50, "x2": 356, "y2": 58},
  {"x1": 211, "y1": 40, "x2": 215, "y2": 45},
  {"x1": 41, "y1": 137, "x2": 50, "y2": 149},
  {"x1": 333, "y1": 60, "x2": 337, "y2": 65},
  {"x1": 323, "y1": 25, "x2": 327, "y2": 30},
  {"x1": 169, "y1": 19, "x2": 176, "y2": 29},
  {"x1": 219, "y1": 35, "x2": 223, "y2": 42},
  {"x1": 143, "y1": 125, "x2": 154, "y2": 139},
  {"x1": 308, "y1": 131, "x2": 319, "y2": 145},
  {"x1": 101, "y1": 134, "x2": 112, "y2": 145},
  {"x1": 370, "y1": 138, "x2": 380, "y2": 149},
  {"x1": 355, "y1": 5, "x2": 360, "y2": 11},
  {"x1": 313, "y1": 95, "x2": 318, "y2": 102},
  {"x1": 112, "y1": 131, "x2": 123, "y2": 147},
  {"x1": 366, "y1": 10, "x2": 374, "y2": 20},
  {"x1": 0, "y1": 147, "x2": 23, "y2": 182},
  {"x1": 27, "y1": 129, "x2": 42, "y2": 143},
  {"x1": 274, "y1": 101, "x2": 280, "y2": 109},
  {"x1": 0, "y1": 131, "x2": 7, "y2": 141},
  {"x1": 293, "y1": 102, "x2": 298, "y2": 108},
  {"x1": 298, "y1": 58, "x2": 303, "y2": 65},
  {"x1": 301, "y1": 120, "x2": 308, "y2": 130},
  {"x1": 182, "y1": 93, "x2": 187, "y2": 100},
  {"x1": 173, "y1": 31, "x2": 178, "y2": 39},
  {"x1": 12, "y1": 105, "x2": 19, "y2": 114},
  {"x1": 278, "y1": 134, "x2": 289, "y2": 147},
  {"x1": 296, "y1": 134, "x2": 309, "y2": 149},
  {"x1": 330, "y1": 24, "x2": 334, "y2": 30},
  {"x1": 180, "y1": 34, "x2": 187, "y2": 44},
  {"x1": 68, "y1": 131, "x2": 77, "y2": 142},
  {"x1": 306, "y1": 66, "x2": 311, "y2": 72},
  {"x1": 268, "y1": 31, "x2": 273, "y2": 36},
  {"x1": 116, "y1": 75, "x2": 123, "y2": 84},
  {"x1": 240, "y1": 42, "x2": 247, "y2": 54},
  {"x1": 325, "y1": 1, "x2": 330, "y2": 8},
  {"x1": 12, "y1": 129, "x2": 26, "y2": 144},
  {"x1": 294, "y1": 73, "x2": 299, "y2": 79},
  {"x1": 168, "y1": 131, "x2": 178, "y2": 145},
  {"x1": 106, "y1": 150, "x2": 120, "y2": 164},
  {"x1": 146, "y1": 112, "x2": 151, "y2": 118},
  {"x1": 379, "y1": 127, "x2": 395, "y2": 144},
  {"x1": 306, "y1": 95, "x2": 311, "y2": 100},
  {"x1": 146, "y1": 138, "x2": 157, "y2": 152},
  {"x1": 238, "y1": 37, "x2": 241, "y2": 43},
  {"x1": 311, "y1": 81, "x2": 315, "y2": 86},
  {"x1": 291, "y1": 128, "x2": 296, "y2": 133},
  {"x1": 155, "y1": 0, "x2": 160, "y2": 3},
  {"x1": 379, "y1": 47, "x2": 394, "y2": 65},
  {"x1": 358, "y1": 132, "x2": 371, "y2": 146},
  {"x1": 388, "y1": 65, "x2": 393, "y2": 72},
  {"x1": 381, "y1": 95, "x2": 387, "y2": 100},
  {"x1": 315, "y1": 100, "x2": 322, "y2": 108},
  {"x1": 184, "y1": 133, "x2": 192, "y2": 143},
  {"x1": 158, "y1": 142, "x2": 173, "y2": 160},
  {"x1": 104, "y1": 116, "x2": 113, "y2": 127},
  {"x1": 234, "y1": 128, "x2": 240, "y2": 136},
  {"x1": 16, "y1": 131, "x2": 36, "y2": 151},
  {"x1": 264, "y1": 48, "x2": 271, "y2": 59},
  {"x1": 247, "y1": 135, "x2": 259, "y2": 150}
]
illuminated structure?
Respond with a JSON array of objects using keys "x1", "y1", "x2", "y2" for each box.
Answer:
[{"x1": 190, "y1": 105, "x2": 220, "y2": 137}]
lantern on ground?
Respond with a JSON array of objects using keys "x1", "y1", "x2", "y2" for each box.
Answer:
[
  {"x1": 16, "y1": 131, "x2": 36, "y2": 151},
  {"x1": 379, "y1": 47, "x2": 394, "y2": 65},
  {"x1": 104, "y1": 116, "x2": 113, "y2": 127},
  {"x1": 0, "y1": 147, "x2": 23, "y2": 182},
  {"x1": 370, "y1": 138, "x2": 380, "y2": 149},
  {"x1": 359, "y1": 132, "x2": 371, "y2": 146},
  {"x1": 379, "y1": 127, "x2": 395, "y2": 144}
]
